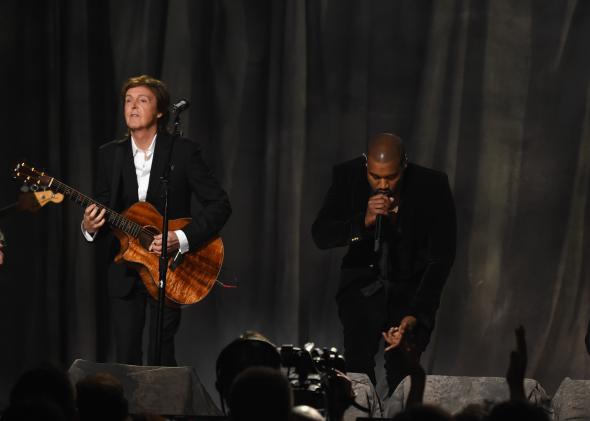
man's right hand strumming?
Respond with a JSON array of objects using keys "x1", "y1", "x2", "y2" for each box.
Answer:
[
  {"x1": 83, "y1": 203, "x2": 106, "y2": 233},
  {"x1": 364, "y1": 193, "x2": 394, "y2": 227}
]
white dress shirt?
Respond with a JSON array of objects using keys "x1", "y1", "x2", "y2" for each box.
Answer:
[{"x1": 82, "y1": 134, "x2": 189, "y2": 254}]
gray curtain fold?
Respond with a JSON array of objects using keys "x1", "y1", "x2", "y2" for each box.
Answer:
[{"x1": 1, "y1": 0, "x2": 589, "y2": 405}]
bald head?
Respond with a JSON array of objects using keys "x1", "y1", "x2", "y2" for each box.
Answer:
[
  {"x1": 367, "y1": 133, "x2": 406, "y2": 165},
  {"x1": 366, "y1": 133, "x2": 406, "y2": 193}
]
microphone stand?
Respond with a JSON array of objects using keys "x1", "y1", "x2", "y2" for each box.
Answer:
[{"x1": 153, "y1": 112, "x2": 182, "y2": 365}]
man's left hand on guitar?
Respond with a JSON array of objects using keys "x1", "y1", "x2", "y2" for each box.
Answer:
[
  {"x1": 83, "y1": 203, "x2": 106, "y2": 234},
  {"x1": 149, "y1": 231, "x2": 180, "y2": 255}
]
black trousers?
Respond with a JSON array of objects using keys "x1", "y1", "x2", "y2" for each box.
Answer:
[
  {"x1": 336, "y1": 279, "x2": 430, "y2": 394},
  {"x1": 111, "y1": 277, "x2": 181, "y2": 366}
]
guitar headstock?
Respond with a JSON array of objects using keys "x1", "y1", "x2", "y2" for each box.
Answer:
[
  {"x1": 13, "y1": 162, "x2": 53, "y2": 191},
  {"x1": 33, "y1": 191, "x2": 64, "y2": 205},
  {"x1": 15, "y1": 191, "x2": 64, "y2": 213}
]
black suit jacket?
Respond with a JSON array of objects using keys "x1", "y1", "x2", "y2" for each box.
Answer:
[
  {"x1": 94, "y1": 131, "x2": 232, "y2": 298},
  {"x1": 312, "y1": 157, "x2": 456, "y2": 329}
]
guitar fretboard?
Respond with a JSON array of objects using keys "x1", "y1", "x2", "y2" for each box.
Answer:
[{"x1": 49, "y1": 178, "x2": 143, "y2": 238}]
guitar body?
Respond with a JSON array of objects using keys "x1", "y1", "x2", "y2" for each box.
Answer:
[{"x1": 112, "y1": 201, "x2": 223, "y2": 305}]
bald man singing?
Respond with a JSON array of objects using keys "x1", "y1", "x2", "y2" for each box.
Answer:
[{"x1": 312, "y1": 133, "x2": 456, "y2": 395}]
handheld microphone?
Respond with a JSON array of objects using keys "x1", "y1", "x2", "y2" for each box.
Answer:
[
  {"x1": 373, "y1": 188, "x2": 391, "y2": 253},
  {"x1": 374, "y1": 214, "x2": 383, "y2": 252},
  {"x1": 171, "y1": 98, "x2": 190, "y2": 113}
]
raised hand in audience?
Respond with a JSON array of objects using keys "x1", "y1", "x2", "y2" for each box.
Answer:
[
  {"x1": 506, "y1": 325, "x2": 527, "y2": 401},
  {"x1": 399, "y1": 315, "x2": 417, "y2": 333},
  {"x1": 383, "y1": 326, "x2": 404, "y2": 351},
  {"x1": 382, "y1": 322, "x2": 425, "y2": 406},
  {"x1": 382, "y1": 315, "x2": 417, "y2": 351}
]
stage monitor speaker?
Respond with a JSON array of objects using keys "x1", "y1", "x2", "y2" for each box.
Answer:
[
  {"x1": 68, "y1": 359, "x2": 222, "y2": 417},
  {"x1": 384, "y1": 375, "x2": 551, "y2": 417},
  {"x1": 552, "y1": 377, "x2": 590, "y2": 420}
]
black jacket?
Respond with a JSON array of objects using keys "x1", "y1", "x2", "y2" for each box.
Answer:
[
  {"x1": 94, "y1": 131, "x2": 231, "y2": 297},
  {"x1": 312, "y1": 157, "x2": 456, "y2": 328}
]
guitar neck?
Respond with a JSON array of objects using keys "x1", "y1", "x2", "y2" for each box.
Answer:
[
  {"x1": 48, "y1": 178, "x2": 141, "y2": 238},
  {"x1": 0, "y1": 203, "x2": 17, "y2": 219}
]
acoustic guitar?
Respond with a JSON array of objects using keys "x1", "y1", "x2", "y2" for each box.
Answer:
[{"x1": 13, "y1": 162, "x2": 223, "y2": 305}]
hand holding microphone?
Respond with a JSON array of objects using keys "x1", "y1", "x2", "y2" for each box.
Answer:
[
  {"x1": 365, "y1": 189, "x2": 394, "y2": 228},
  {"x1": 366, "y1": 189, "x2": 394, "y2": 253}
]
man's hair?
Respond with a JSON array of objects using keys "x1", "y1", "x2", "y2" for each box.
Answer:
[
  {"x1": 121, "y1": 75, "x2": 170, "y2": 132},
  {"x1": 9, "y1": 364, "x2": 76, "y2": 421},
  {"x1": 488, "y1": 401, "x2": 549, "y2": 421},
  {"x1": 215, "y1": 331, "x2": 282, "y2": 410},
  {"x1": 392, "y1": 404, "x2": 453, "y2": 421},
  {"x1": 1, "y1": 399, "x2": 66, "y2": 421},
  {"x1": 229, "y1": 367, "x2": 292, "y2": 421},
  {"x1": 76, "y1": 373, "x2": 129, "y2": 421}
]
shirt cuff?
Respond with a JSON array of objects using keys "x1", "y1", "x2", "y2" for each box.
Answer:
[
  {"x1": 81, "y1": 221, "x2": 97, "y2": 242},
  {"x1": 175, "y1": 230, "x2": 189, "y2": 253}
]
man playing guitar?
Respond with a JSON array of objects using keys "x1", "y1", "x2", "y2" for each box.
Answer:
[{"x1": 82, "y1": 75, "x2": 231, "y2": 366}]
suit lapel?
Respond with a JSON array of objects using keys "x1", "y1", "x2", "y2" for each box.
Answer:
[
  {"x1": 146, "y1": 131, "x2": 173, "y2": 205},
  {"x1": 121, "y1": 138, "x2": 139, "y2": 203}
]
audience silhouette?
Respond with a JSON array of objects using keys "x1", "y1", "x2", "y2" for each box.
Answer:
[{"x1": 0, "y1": 326, "x2": 573, "y2": 421}]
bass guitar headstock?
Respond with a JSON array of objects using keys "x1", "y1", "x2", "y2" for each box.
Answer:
[{"x1": 15, "y1": 190, "x2": 64, "y2": 213}]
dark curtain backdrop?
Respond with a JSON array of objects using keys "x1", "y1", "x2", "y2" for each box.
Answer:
[{"x1": 1, "y1": 0, "x2": 589, "y2": 405}]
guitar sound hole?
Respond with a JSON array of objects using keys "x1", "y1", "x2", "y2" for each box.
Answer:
[{"x1": 138, "y1": 226, "x2": 160, "y2": 250}]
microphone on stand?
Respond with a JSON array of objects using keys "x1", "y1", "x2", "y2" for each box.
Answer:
[
  {"x1": 171, "y1": 98, "x2": 190, "y2": 113},
  {"x1": 170, "y1": 99, "x2": 189, "y2": 136}
]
